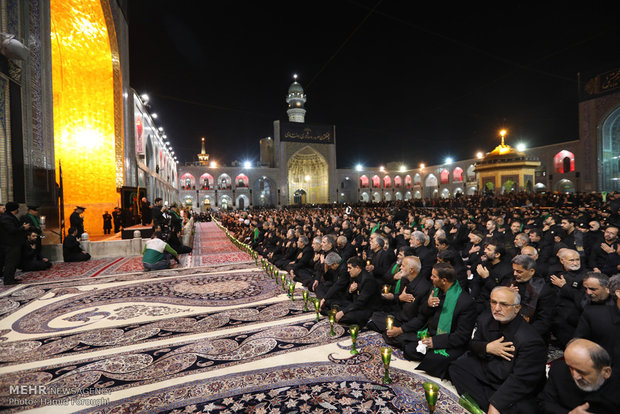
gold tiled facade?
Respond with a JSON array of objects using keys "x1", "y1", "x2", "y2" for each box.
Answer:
[{"x1": 51, "y1": 0, "x2": 123, "y2": 235}]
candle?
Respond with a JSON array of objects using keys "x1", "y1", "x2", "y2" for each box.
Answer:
[
  {"x1": 383, "y1": 284, "x2": 390, "y2": 294},
  {"x1": 386, "y1": 315, "x2": 394, "y2": 331}
]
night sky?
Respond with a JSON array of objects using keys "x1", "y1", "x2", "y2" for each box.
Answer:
[{"x1": 127, "y1": 1, "x2": 620, "y2": 169}]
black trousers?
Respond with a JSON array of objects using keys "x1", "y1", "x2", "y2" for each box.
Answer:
[
  {"x1": 2, "y1": 245, "x2": 21, "y2": 284},
  {"x1": 20, "y1": 259, "x2": 52, "y2": 271},
  {"x1": 65, "y1": 252, "x2": 91, "y2": 262},
  {"x1": 449, "y1": 355, "x2": 539, "y2": 413}
]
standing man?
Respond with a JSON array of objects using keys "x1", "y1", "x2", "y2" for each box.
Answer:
[
  {"x1": 102, "y1": 211, "x2": 112, "y2": 235},
  {"x1": 0, "y1": 202, "x2": 31, "y2": 285},
  {"x1": 151, "y1": 198, "x2": 165, "y2": 231},
  {"x1": 140, "y1": 197, "x2": 152, "y2": 226},
  {"x1": 112, "y1": 207, "x2": 122, "y2": 233},
  {"x1": 69, "y1": 206, "x2": 86, "y2": 237}
]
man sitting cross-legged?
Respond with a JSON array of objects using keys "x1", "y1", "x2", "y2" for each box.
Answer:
[
  {"x1": 367, "y1": 256, "x2": 432, "y2": 348},
  {"x1": 449, "y1": 286, "x2": 547, "y2": 414},
  {"x1": 401, "y1": 262, "x2": 477, "y2": 379},
  {"x1": 333, "y1": 256, "x2": 382, "y2": 327}
]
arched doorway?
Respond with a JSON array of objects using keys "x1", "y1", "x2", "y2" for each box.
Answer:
[
  {"x1": 294, "y1": 189, "x2": 307, "y2": 204},
  {"x1": 254, "y1": 176, "x2": 275, "y2": 207},
  {"x1": 600, "y1": 107, "x2": 620, "y2": 191},
  {"x1": 553, "y1": 150, "x2": 575, "y2": 173},
  {"x1": 360, "y1": 192, "x2": 370, "y2": 203},
  {"x1": 425, "y1": 174, "x2": 438, "y2": 198},
  {"x1": 218, "y1": 174, "x2": 232, "y2": 190},
  {"x1": 236, "y1": 194, "x2": 250, "y2": 210},
  {"x1": 202, "y1": 196, "x2": 211, "y2": 211},
  {"x1": 183, "y1": 195, "x2": 194, "y2": 209},
  {"x1": 556, "y1": 179, "x2": 575, "y2": 193},
  {"x1": 339, "y1": 177, "x2": 355, "y2": 202},
  {"x1": 220, "y1": 195, "x2": 232, "y2": 210},
  {"x1": 287, "y1": 146, "x2": 329, "y2": 204}
]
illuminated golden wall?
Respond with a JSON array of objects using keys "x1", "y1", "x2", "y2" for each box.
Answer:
[
  {"x1": 51, "y1": 0, "x2": 123, "y2": 236},
  {"x1": 287, "y1": 147, "x2": 329, "y2": 204}
]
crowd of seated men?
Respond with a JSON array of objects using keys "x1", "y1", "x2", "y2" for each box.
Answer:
[{"x1": 220, "y1": 192, "x2": 620, "y2": 413}]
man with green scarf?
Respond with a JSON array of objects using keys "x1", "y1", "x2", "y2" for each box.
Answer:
[
  {"x1": 402, "y1": 262, "x2": 477, "y2": 379},
  {"x1": 20, "y1": 206, "x2": 43, "y2": 255}
]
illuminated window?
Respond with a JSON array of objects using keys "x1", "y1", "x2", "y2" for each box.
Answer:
[
  {"x1": 553, "y1": 150, "x2": 575, "y2": 173},
  {"x1": 440, "y1": 169, "x2": 450, "y2": 184},
  {"x1": 453, "y1": 167, "x2": 463, "y2": 182},
  {"x1": 372, "y1": 175, "x2": 381, "y2": 188},
  {"x1": 360, "y1": 175, "x2": 369, "y2": 188}
]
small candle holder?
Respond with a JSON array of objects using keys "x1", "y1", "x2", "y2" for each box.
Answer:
[
  {"x1": 328, "y1": 312, "x2": 337, "y2": 336},
  {"x1": 331, "y1": 304, "x2": 339, "y2": 315},
  {"x1": 386, "y1": 315, "x2": 394, "y2": 331},
  {"x1": 280, "y1": 273, "x2": 287, "y2": 289},
  {"x1": 302, "y1": 290, "x2": 309, "y2": 311},
  {"x1": 380, "y1": 346, "x2": 392, "y2": 384},
  {"x1": 423, "y1": 381, "x2": 440, "y2": 413},
  {"x1": 382, "y1": 284, "x2": 390, "y2": 295},
  {"x1": 313, "y1": 298, "x2": 321, "y2": 322},
  {"x1": 349, "y1": 324, "x2": 359, "y2": 355},
  {"x1": 288, "y1": 283, "x2": 295, "y2": 300}
]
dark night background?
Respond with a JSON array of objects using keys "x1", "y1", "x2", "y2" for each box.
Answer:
[{"x1": 127, "y1": 1, "x2": 620, "y2": 168}]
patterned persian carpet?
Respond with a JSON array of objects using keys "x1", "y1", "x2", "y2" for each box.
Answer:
[{"x1": 0, "y1": 223, "x2": 466, "y2": 413}]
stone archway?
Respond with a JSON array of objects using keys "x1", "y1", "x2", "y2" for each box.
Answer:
[
  {"x1": 293, "y1": 189, "x2": 307, "y2": 204},
  {"x1": 254, "y1": 176, "x2": 276, "y2": 207},
  {"x1": 287, "y1": 146, "x2": 329, "y2": 204},
  {"x1": 236, "y1": 194, "x2": 250, "y2": 210}
]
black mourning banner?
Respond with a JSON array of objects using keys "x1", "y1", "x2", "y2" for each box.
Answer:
[
  {"x1": 579, "y1": 66, "x2": 620, "y2": 101},
  {"x1": 280, "y1": 122, "x2": 334, "y2": 144}
]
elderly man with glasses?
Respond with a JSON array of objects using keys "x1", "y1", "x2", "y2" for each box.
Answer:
[{"x1": 449, "y1": 286, "x2": 547, "y2": 414}]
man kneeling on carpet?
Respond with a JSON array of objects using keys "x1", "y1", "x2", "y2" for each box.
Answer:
[
  {"x1": 19, "y1": 229, "x2": 52, "y2": 271},
  {"x1": 142, "y1": 232, "x2": 180, "y2": 271}
]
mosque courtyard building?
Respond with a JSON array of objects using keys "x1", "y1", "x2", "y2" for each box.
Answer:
[{"x1": 177, "y1": 72, "x2": 617, "y2": 211}]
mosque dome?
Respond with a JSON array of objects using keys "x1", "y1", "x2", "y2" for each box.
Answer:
[
  {"x1": 288, "y1": 81, "x2": 304, "y2": 95},
  {"x1": 479, "y1": 142, "x2": 528, "y2": 164}
]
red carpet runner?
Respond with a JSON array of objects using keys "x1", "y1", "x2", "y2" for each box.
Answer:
[{"x1": 12, "y1": 221, "x2": 251, "y2": 285}]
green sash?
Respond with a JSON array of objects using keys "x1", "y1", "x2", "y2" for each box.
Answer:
[
  {"x1": 437, "y1": 282, "x2": 462, "y2": 335},
  {"x1": 392, "y1": 263, "x2": 401, "y2": 293},
  {"x1": 253, "y1": 228, "x2": 259, "y2": 241},
  {"x1": 371, "y1": 223, "x2": 381, "y2": 234},
  {"x1": 27, "y1": 213, "x2": 41, "y2": 231}
]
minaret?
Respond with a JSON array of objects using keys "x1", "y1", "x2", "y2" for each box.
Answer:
[
  {"x1": 286, "y1": 74, "x2": 306, "y2": 123},
  {"x1": 197, "y1": 137, "x2": 209, "y2": 165}
]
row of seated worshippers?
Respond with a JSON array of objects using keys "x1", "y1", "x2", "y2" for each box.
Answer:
[{"x1": 238, "y1": 206, "x2": 620, "y2": 413}]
